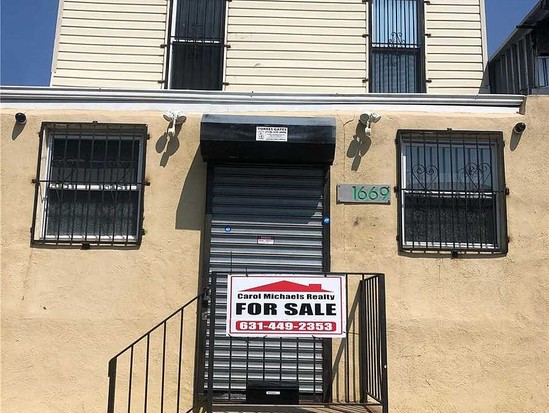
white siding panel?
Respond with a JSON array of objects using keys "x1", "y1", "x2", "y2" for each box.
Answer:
[
  {"x1": 59, "y1": 35, "x2": 163, "y2": 47},
  {"x1": 225, "y1": 67, "x2": 365, "y2": 78},
  {"x1": 226, "y1": 84, "x2": 363, "y2": 93},
  {"x1": 230, "y1": 1, "x2": 365, "y2": 11},
  {"x1": 54, "y1": 68, "x2": 161, "y2": 81},
  {"x1": 61, "y1": 17, "x2": 166, "y2": 31},
  {"x1": 61, "y1": 10, "x2": 167, "y2": 22},
  {"x1": 57, "y1": 43, "x2": 163, "y2": 56},
  {"x1": 65, "y1": 0, "x2": 166, "y2": 4},
  {"x1": 60, "y1": 27, "x2": 165, "y2": 40},
  {"x1": 58, "y1": 52, "x2": 164, "y2": 64},
  {"x1": 228, "y1": 50, "x2": 365, "y2": 62},
  {"x1": 428, "y1": 0, "x2": 480, "y2": 4},
  {"x1": 425, "y1": 0, "x2": 487, "y2": 94},
  {"x1": 58, "y1": 60, "x2": 161, "y2": 73},
  {"x1": 52, "y1": 0, "x2": 168, "y2": 89},
  {"x1": 229, "y1": 59, "x2": 366, "y2": 70},
  {"x1": 228, "y1": 25, "x2": 365, "y2": 37},
  {"x1": 225, "y1": 0, "x2": 367, "y2": 92},
  {"x1": 52, "y1": 77, "x2": 160, "y2": 89},
  {"x1": 428, "y1": 87, "x2": 485, "y2": 94},
  {"x1": 428, "y1": 53, "x2": 483, "y2": 63},
  {"x1": 63, "y1": 1, "x2": 166, "y2": 13},
  {"x1": 228, "y1": 17, "x2": 366, "y2": 28}
]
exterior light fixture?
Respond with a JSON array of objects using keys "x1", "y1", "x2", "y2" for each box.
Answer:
[
  {"x1": 163, "y1": 111, "x2": 186, "y2": 138},
  {"x1": 359, "y1": 112, "x2": 382, "y2": 136},
  {"x1": 513, "y1": 122, "x2": 526, "y2": 134},
  {"x1": 15, "y1": 112, "x2": 27, "y2": 125}
]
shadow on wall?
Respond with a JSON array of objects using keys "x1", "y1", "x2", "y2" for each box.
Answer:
[
  {"x1": 12, "y1": 123, "x2": 25, "y2": 140},
  {"x1": 346, "y1": 122, "x2": 372, "y2": 171},
  {"x1": 176, "y1": 148, "x2": 206, "y2": 231},
  {"x1": 156, "y1": 123, "x2": 184, "y2": 167},
  {"x1": 510, "y1": 130, "x2": 522, "y2": 151}
]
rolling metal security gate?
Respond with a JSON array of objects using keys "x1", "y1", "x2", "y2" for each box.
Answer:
[{"x1": 204, "y1": 165, "x2": 328, "y2": 401}]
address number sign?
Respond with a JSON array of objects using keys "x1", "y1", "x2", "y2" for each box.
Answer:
[{"x1": 337, "y1": 184, "x2": 391, "y2": 204}]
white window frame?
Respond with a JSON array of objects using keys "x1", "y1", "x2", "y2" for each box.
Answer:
[{"x1": 33, "y1": 124, "x2": 146, "y2": 245}]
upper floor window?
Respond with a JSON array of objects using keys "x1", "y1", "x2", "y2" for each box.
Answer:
[
  {"x1": 32, "y1": 123, "x2": 147, "y2": 247},
  {"x1": 397, "y1": 131, "x2": 507, "y2": 253},
  {"x1": 168, "y1": 0, "x2": 226, "y2": 90},
  {"x1": 370, "y1": 0, "x2": 425, "y2": 93},
  {"x1": 536, "y1": 56, "x2": 549, "y2": 89}
]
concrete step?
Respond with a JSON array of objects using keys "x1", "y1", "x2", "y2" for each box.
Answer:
[{"x1": 212, "y1": 404, "x2": 382, "y2": 413}]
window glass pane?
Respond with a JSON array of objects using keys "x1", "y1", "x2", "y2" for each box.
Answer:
[
  {"x1": 537, "y1": 56, "x2": 549, "y2": 88},
  {"x1": 404, "y1": 142, "x2": 496, "y2": 191},
  {"x1": 50, "y1": 139, "x2": 140, "y2": 184},
  {"x1": 372, "y1": 0, "x2": 420, "y2": 47},
  {"x1": 175, "y1": 0, "x2": 225, "y2": 40},
  {"x1": 371, "y1": 51, "x2": 418, "y2": 93},
  {"x1": 404, "y1": 194, "x2": 497, "y2": 246},
  {"x1": 45, "y1": 190, "x2": 139, "y2": 239},
  {"x1": 170, "y1": 43, "x2": 223, "y2": 90}
]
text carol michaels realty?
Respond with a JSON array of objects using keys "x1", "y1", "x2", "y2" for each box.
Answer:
[{"x1": 226, "y1": 274, "x2": 347, "y2": 338}]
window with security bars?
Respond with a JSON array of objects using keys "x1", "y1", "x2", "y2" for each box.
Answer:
[
  {"x1": 370, "y1": 0, "x2": 425, "y2": 93},
  {"x1": 168, "y1": 0, "x2": 226, "y2": 90},
  {"x1": 397, "y1": 131, "x2": 507, "y2": 253},
  {"x1": 31, "y1": 123, "x2": 147, "y2": 246}
]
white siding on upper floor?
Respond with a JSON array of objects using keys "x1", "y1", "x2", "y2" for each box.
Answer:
[
  {"x1": 224, "y1": 0, "x2": 368, "y2": 93},
  {"x1": 424, "y1": 0, "x2": 488, "y2": 94},
  {"x1": 49, "y1": 0, "x2": 488, "y2": 94},
  {"x1": 51, "y1": 0, "x2": 168, "y2": 89}
]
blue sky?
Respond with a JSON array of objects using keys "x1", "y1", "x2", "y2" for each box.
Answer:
[{"x1": 0, "y1": 0, "x2": 541, "y2": 86}]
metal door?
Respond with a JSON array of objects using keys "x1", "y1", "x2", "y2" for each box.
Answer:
[{"x1": 204, "y1": 165, "x2": 328, "y2": 401}]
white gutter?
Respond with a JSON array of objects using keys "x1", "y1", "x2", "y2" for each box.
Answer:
[{"x1": 0, "y1": 86, "x2": 525, "y2": 114}]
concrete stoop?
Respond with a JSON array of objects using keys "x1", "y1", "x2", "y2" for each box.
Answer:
[{"x1": 212, "y1": 404, "x2": 382, "y2": 413}]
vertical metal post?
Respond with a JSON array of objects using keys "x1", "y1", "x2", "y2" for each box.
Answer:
[
  {"x1": 207, "y1": 273, "x2": 217, "y2": 413},
  {"x1": 107, "y1": 358, "x2": 117, "y2": 413},
  {"x1": 378, "y1": 275, "x2": 389, "y2": 413}
]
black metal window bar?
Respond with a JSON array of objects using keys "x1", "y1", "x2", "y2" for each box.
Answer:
[
  {"x1": 31, "y1": 123, "x2": 147, "y2": 246},
  {"x1": 167, "y1": 0, "x2": 227, "y2": 90},
  {"x1": 202, "y1": 272, "x2": 388, "y2": 412},
  {"x1": 397, "y1": 130, "x2": 508, "y2": 253},
  {"x1": 370, "y1": 0, "x2": 425, "y2": 93}
]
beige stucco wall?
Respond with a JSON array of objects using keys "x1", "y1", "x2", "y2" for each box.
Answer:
[{"x1": 1, "y1": 97, "x2": 548, "y2": 412}]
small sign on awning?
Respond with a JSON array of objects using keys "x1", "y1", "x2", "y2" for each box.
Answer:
[
  {"x1": 257, "y1": 236, "x2": 274, "y2": 245},
  {"x1": 256, "y1": 126, "x2": 288, "y2": 142}
]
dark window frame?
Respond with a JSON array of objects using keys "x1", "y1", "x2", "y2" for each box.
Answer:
[
  {"x1": 31, "y1": 122, "x2": 147, "y2": 247},
  {"x1": 369, "y1": 0, "x2": 426, "y2": 93},
  {"x1": 166, "y1": 0, "x2": 227, "y2": 90},
  {"x1": 396, "y1": 130, "x2": 508, "y2": 254}
]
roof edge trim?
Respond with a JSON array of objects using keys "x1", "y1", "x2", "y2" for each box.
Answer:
[{"x1": 0, "y1": 87, "x2": 524, "y2": 108}]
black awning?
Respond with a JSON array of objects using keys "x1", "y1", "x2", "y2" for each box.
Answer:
[{"x1": 200, "y1": 115, "x2": 336, "y2": 164}]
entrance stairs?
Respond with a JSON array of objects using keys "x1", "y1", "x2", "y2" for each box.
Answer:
[{"x1": 212, "y1": 404, "x2": 382, "y2": 413}]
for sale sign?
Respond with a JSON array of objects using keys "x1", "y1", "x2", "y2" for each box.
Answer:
[{"x1": 227, "y1": 274, "x2": 346, "y2": 338}]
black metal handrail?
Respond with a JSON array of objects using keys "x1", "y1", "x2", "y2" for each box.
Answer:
[
  {"x1": 359, "y1": 275, "x2": 388, "y2": 409},
  {"x1": 204, "y1": 272, "x2": 388, "y2": 412},
  {"x1": 107, "y1": 273, "x2": 388, "y2": 413},
  {"x1": 107, "y1": 287, "x2": 210, "y2": 413}
]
